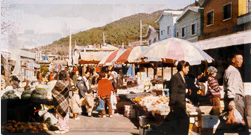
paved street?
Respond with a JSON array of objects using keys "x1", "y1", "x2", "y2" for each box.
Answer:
[{"x1": 47, "y1": 111, "x2": 139, "y2": 135}]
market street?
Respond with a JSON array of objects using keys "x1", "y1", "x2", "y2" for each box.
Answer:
[{"x1": 47, "y1": 111, "x2": 139, "y2": 135}]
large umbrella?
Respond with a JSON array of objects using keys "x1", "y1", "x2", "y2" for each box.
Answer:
[
  {"x1": 137, "y1": 37, "x2": 213, "y2": 65},
  {"x1": 98, "y1": 49, "x2": 126, "y2": 66},
  {"x1": 116, "y1": 46, "x2": 148, "y2": 64}
]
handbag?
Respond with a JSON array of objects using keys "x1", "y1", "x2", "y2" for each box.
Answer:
[{"x1": 95, "y1": 98, "x2": 105, "y2": 111}]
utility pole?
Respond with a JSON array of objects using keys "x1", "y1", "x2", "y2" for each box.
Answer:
[
  {"x1": 140, "y1": 20, "x2": 148, "y2": 46},
  {"x1": 103, "y1": 32, "x2": 108, "y2": 46},
  {"x1": 69, "y1": 26, "x2": 72, "y2": 66}
]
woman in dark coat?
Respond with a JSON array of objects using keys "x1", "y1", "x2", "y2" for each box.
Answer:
[{"x1": 169, "y1": 60, "x2": 190, "y2": 134}]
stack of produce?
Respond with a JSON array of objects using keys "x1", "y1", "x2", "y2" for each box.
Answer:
[
  {"x1": 30, "y1": 87, "x2": 50, "y2": 104},
  {"x1": 1, "y1": 120, "x2": 46, "y2": 133},
  {"x1": 134, "y1": 95, "x2": 196, "y2": 115},
  {"x1": 135, "y1": 95, "x2": 170, "y2": 114},
  {"x1": 30, "y1": 83, "x2": 55, "y2": 104},
  {"x1": 21, "y1": 90, "x2": 33, "y2": 101},
  {"x1": 1, "y1": 90, "x2": 20, "y2": 100}
]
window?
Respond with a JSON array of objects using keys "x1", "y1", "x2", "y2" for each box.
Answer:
[
  {"x1": 161, "y1": 30, "x2": 164, "y2": 35},
  {"x1": 167, "y1": 26, "x2": 170, "y2": 35},
  {"x1": 182, "y1": 27, "x2": 186, "y2": 37},
  {"x1": 223, "y1": 3, "x2": 232, "y2": 20},
  {"x1": 191, "y1": 23, "x2": 197, "y2": 35},
  {"x1": 176, "y1": 32, "x2": 179, "y2": 37},
  {"x1": 207, "y1": 10, "x2": 214, "y2": 26}
]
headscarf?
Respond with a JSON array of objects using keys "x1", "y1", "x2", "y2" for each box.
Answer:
[{"x1": 207, "y1": 66, "x2": 218, "y2": 75}]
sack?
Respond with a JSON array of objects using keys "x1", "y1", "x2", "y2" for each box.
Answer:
[
  {"x1": 95, "y1": 98, "x2": 105, "y2": 111},
  {"x1": 225, "y1": 108, "x2": 246, "y2": 125},
  {"x1": 21, "y1": 90, "x2": 32, "y2": 100}
]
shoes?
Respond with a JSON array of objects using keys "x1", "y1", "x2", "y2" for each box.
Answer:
[
  {"x1": 65, "y1": 129, "x2": 69, "y2": 133},
  {"x1": 109, "y1": 115, "x2": 112, "y2": 118},
  {"x1": 74, "y1": 117, "x2": 80, "y2": 120},
  {"x1": 102, "y1": 115, "x2": 106, "y2": 118},
  {"x1": 88, "y1": 112, "x2": 92, "y2": 117},
  {"x1": 54, "y1": 130, "x2": 66, "y2": 134}
]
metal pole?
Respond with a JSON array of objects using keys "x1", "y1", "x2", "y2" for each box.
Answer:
[
  {"x1": 140, "y1": 20, "x2": 142, "y2": 46},
  {"x1": 162, "y1": 62, "x2": 164, "y2": 80},
  {"x1": 69, "y1": 26, "x2": 72, "y2": 66},
  {"x1": 103, "y1": 32, "x2": 105, "y2": 46}
]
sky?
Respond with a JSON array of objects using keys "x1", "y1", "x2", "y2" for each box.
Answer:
[{"x1": 1, "y1": 0, "x2": 194, "y2": 50}]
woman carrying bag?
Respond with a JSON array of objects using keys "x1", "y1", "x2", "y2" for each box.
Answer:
[{"x1": 97, "y1": 72, "x2": 115, "y2": 118}]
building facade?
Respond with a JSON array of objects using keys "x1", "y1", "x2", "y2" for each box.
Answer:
[
  {"x1": 142, "y1": 25, "x2": 159, "y2": 46},
  {"x1": 199, "y1": 0, "x2": 248, "y2": 40},
  {"x1": 155, "y1": 11, "x2": 183, "y2": 40},
  {"x1": 176, "y1": 6, "x2": 204, "y2": 42}
]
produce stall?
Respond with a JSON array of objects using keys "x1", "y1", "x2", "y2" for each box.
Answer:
[
  {"x1": 1, "y1": 80, "x2": 58, "y2": 134},
  {"x1": 118, "y1": 88, "x2": 216, "y2": 135}
]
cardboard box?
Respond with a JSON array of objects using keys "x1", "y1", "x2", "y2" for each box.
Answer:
[
  {"x1": 202, "y1": 115, "x2": 219, "y2": 128},
  {"x1": 124, "y1": 105, "x2": 136, "y2": 118}
]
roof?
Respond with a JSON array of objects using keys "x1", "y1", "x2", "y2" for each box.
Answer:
[
  {"x1": 80, "y1": 52, "x2": 111, "y2": 60},
  {"x1": 194, "y1": 30, "x2": 251, "y2": 50},
  {"x1": 143, "y1": 25, "x2": 158, "y2": 38},
  {"x1": 74, "y1": 45, "x2": 118, "y2": 51},
  {"x1": 155, "y1": 10, "x2": 183, "y2": 23},
  {"x1": 176, "y1": 6, "x2": 202, "y2": 22},
  {"x1": 20, "y1": 50, "x2": 36, "y2": 59},
  {"x1": 201, "y1": 0, "x2": 210, "y2": 6}
]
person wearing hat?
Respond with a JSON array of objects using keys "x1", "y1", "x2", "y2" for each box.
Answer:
[{"x1": 206, "y1": 66, "x2": 222, "y2": 115}]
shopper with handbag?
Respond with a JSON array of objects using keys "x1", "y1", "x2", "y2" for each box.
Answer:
[{"x1": 97, "y1": 72, "x2": 115, "y2": 118}]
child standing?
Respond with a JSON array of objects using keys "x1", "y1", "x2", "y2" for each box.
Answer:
[
  {"x1": 85, "y1": 90, "x2": 95, "y2": 117},
  {"x1": 71, "y1": 86, "x2": 82, "y2": 120}
]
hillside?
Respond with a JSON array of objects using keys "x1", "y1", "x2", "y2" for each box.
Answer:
[{"x1": 32, "y1": 9, "x2": 181, "y2": 55}]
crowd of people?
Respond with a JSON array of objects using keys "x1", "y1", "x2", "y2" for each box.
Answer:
[
  {"x1": 1, "y1": 52, "x2": 249, "y2": 134},
  {"x1": 49, "y1": 67, "x2": 119, "y2": 134}
]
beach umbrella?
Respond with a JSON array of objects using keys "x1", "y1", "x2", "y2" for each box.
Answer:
[
  {"x1": 137, "y1": 37, "x2": 213, "y2": 65},
  {"x1": 116, "y1": 46, "x2": 148, "y2": 64}
]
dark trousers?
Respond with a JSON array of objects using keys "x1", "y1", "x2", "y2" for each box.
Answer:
[{"x1": 171, "y1": 109, "x2": 189, "y2": 134}]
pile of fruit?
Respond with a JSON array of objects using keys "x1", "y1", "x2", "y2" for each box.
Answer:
[
  {"x1": 134, "y1": 96, "x2": 141, "y2": 103},
  {"x1": 134, "y1": 95, "x2": 196, "y2": 115},
  {"x1": 1, "y1": 120, "x2": 48, "y2": 133}
]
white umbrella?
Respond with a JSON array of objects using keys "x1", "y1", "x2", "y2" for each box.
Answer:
[{"x1": 137, "y1": 37, "x2": 213, "y2": 65}]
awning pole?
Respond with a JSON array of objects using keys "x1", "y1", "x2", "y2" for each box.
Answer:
[{"x1": 171, "y1": 60, "x2": 173, "y2": 76}]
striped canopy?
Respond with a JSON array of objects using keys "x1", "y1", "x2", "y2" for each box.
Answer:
[
  {"x1": 116, "y1": 46, "x2": 148, "y2": 64},
  {"x1": 137, "y1": 37, "x2": 213, "y2": 65},
  {"x1": 99, "y1": 49, "x2": 126, "y2": 66}
]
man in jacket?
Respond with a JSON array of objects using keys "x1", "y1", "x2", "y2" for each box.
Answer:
[
  {"x1": 77, "y1": 71, "x2": 91, "y2": 98},
  {"x1": 76, "y1": 71, "x2": 91, "y2": 115},
  {"x1": 216, "y1": 53, "x2": 248, "y2": 134}
]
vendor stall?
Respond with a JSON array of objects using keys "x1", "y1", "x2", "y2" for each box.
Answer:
[{"x1": 1, "y1": 80, "x2": 58, "y2": 134}]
